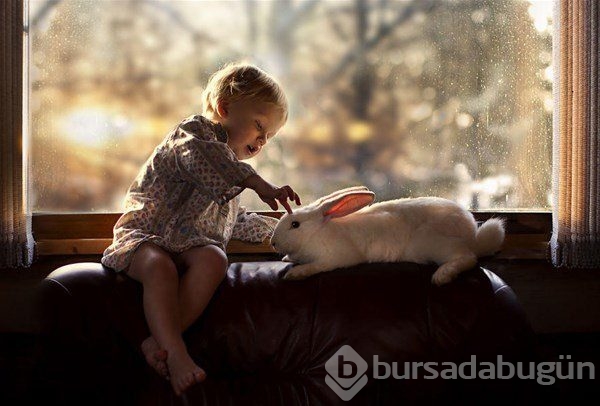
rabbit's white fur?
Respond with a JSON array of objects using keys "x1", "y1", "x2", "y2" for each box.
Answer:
[{"x1": 270, "y1": 186, "x2": 505, "y2": 285}]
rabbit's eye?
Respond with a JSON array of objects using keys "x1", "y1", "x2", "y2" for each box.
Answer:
[{"x1": 291, "y1": 221, "x2": 300, "y2": 229}]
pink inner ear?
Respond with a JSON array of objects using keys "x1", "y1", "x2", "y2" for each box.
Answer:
[{"x1": 323, "y1": 192, "x2": 374, "y2": 218}]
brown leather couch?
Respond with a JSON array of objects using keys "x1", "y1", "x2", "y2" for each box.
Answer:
[{"x1": 36, "y1": 261, "x2": 537, "y2": 405}]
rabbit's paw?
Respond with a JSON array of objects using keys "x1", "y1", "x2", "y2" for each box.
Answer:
[
  {"x1": 283, "y1": 264, "x2": 320, "y2": 280},
  {"x1": 432, "y1": 254, "x2": 477, "y2": 286},
  {"x1": 431, "y1": 265, "x2": 455, "y2": 286}
]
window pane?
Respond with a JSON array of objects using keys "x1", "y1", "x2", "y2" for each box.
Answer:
[{"x1": 28, "y1": 0, "x2": 553, "y2": 213}]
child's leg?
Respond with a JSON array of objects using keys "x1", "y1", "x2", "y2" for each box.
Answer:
[
  {"x1": 175, "y1": 245, "x2": 228, "y2": 331},
  {"x1": 142, "y1": 245, "x2": 228, "y2": 370},
  {"x1": 127, "y1": 242, "x2": 205, "y2": 396}
]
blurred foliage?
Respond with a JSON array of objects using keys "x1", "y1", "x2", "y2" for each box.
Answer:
[{"x1": 28, "y1": 0, "x2": 553, "y2": 212}]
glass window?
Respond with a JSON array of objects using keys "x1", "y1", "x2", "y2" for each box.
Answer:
[{"x1": 27, "y1": 0, "x2": 553, "y2": 213}]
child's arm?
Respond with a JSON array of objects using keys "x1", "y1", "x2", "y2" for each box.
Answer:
[
  {"x1": 171, "y1": 117, "x2": 301, "y2": 211},
  {"x1": 241, "y1": 174, "x2": 301, "y2": 214},
  {"x1": 231, "y1": 207, "x2": 279, "y2": 243},
  {"x1": 172, "y1": 119, "x2": 258, "y2": 205}
]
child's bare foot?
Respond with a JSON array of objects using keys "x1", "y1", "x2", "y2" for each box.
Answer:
[
  {"x1": 166, "y1": 349, "x2": 206, "y2": 396},
  {"x1": 141, "y1": 336, "x2": 169, "y2": 379}
]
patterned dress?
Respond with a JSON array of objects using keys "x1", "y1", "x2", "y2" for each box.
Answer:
[{"x1": 101, "y1": 115, "x2": 278, "y2": 272}]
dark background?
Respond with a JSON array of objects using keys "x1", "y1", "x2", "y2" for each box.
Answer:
[{"x1": 1, "y1": 255, "x2": 599, "y2": 404}]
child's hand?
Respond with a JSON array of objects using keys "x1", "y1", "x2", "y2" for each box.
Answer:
[{"x1": 242, "y1": 175, "x2": 301, "y2": 213}]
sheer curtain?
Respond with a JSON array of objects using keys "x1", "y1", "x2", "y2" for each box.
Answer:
[
  {"x1": 551, "y1": 0, "x2": 600, "y2": 268},
  {"x1": 1, "y1": 0, "x2": 35, "y2": 268}
]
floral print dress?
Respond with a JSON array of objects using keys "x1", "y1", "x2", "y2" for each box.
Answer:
[{"x1": 101, "y1": 115, "x2": 278, "y2": 272}]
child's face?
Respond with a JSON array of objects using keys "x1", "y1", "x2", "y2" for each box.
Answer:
[{"x1": 217, "y1": 100, "x2": 285, "y2": 160}]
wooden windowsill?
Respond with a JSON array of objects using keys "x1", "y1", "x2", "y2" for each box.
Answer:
[
  {"x1": 32, "y1": 211, "x2": 282, "y2": 256},
  {"x1": 33, "y1": 235, "x2": 549, "y2": 258},
  {"x1": 35, "y1": 238, "x2": 275, "y2": 256},
  {"x1": 32, "y1": 211, "x2": 551, "y2": 258}
]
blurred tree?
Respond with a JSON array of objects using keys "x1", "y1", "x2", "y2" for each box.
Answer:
[{"x1": 286, "y1": 0, "x2": 551, "y2": 206}]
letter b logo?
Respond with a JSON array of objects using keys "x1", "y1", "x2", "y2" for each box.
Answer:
[
  {"x1": 325, "y1": 345, "x2": 368, "y2": 401},
  {"x1": 339, "y1": 355, "x2": 357, "y2": 378}
]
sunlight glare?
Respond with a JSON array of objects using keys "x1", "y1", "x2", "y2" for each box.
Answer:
[
  {"x1": 528, "y1": 0, "x2": 552, "y2": 33},
  {"x1": 60, "y1": 108, "x2": 134, "y2": 148}
]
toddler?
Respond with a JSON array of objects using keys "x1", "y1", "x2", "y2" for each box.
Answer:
[{"x1": 101, "y1": 63, "x2": 301, "y2": 396}]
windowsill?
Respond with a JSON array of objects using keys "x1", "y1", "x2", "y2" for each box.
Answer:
[
  {"x1": 32, "y1": 211, "x2": 282, "y2": 256},
  {"x1": 32, "y1": 211, "x2": 551, "y2": 258},
  {"x1": 35, "y1": 238, "x2": 276, "y2": 256}
]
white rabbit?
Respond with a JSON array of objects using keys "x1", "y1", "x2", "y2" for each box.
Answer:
[{"x1": 270, "y1": 186, "x2": 505, "y2": 285}]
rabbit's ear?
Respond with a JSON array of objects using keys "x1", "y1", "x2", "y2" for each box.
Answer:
[
  {"x1": 322, "y1": 191, "x2": 375, "y2": 220},
  {"x1": 312, "y1": 186, "x2": 370, "y2": 207}
]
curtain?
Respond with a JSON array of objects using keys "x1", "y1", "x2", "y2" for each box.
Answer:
[
  {"x1": 551, "y1": 0, "x2": 600, "y2": 268},
  {"x1": 1, "y1": 0, "x2": 35, "y2": 268}
]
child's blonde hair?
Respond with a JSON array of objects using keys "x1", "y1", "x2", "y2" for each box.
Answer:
[{"x1": 202, "y1": 62, "x2": 288, "y2": 123}]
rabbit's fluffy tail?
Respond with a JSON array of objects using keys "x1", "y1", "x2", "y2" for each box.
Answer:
[{"x1": 475, "y1": 218, "x2": 505, "y2": 257}]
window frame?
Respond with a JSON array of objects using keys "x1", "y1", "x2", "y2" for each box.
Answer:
[{"x1": 15, "y1": 1, "x2": 550, "y2": 259}]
